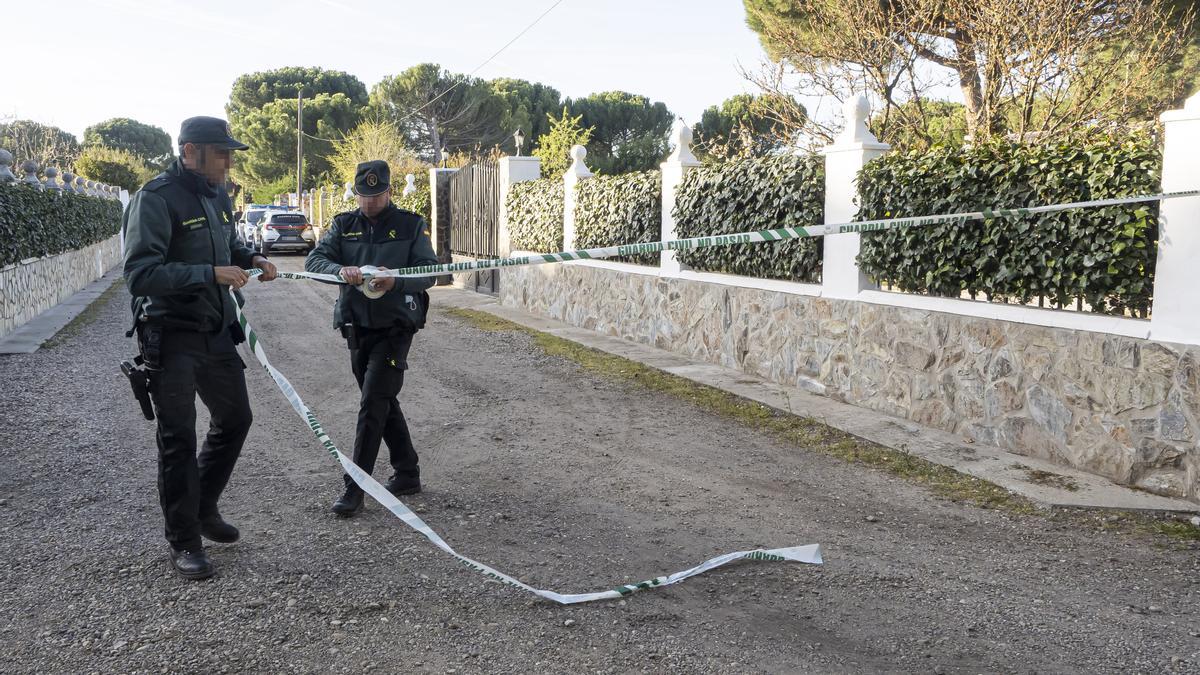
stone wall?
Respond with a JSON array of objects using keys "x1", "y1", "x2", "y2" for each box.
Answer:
[
  {"x1": 0, "y1": 234, "x2": 122, "y2": 339},
  {"x1": 449, "y1": 254, "x2": 500, "y2": 294},
  {"x1": 500, "y1": 262, "x2": 1200, "y2": 502}
]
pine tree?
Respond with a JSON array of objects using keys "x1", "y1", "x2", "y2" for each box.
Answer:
[{"x1": 532, "y1": 108, "x2": 593, "y2": 179}]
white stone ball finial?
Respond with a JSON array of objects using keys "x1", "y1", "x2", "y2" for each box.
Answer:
[
  {"x1": 849, "y1": 95, "x2": 869, "y2": 124},
  {"x1": 21, "y1": 160, "x2": 42, "y2": 189},
  {"x1": 565, "y1": 144, "x2": 593, "y2": 181},
  {"x1": 402, "y1": 173, "x2": 416, "y2": 196},
  {"x1": 86, "y1": 179, "x2": 97, "y2": 196},
  {"x1": 676, "y1": 122, "x2": 692, "y2": 147},
  {"x1": 0, "y1": 149, "x2": 15, "y2": 183},
  {"x1": 839, "y1": 93, "x2": 881, "y2": 145},
  {"x1": 61, "y1": 171, "x2": 75, "y2": 193},
  {"x1": 74, "y1": 176, "x2": 86, "y2": 194},
  {"x1": 43, "y1": 166, "x2": 62, "y2": 191},
  {"x1": 666, "y1": 120, "x2": 700, "y2": 165}
]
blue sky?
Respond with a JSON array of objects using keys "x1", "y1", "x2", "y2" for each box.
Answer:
[{"x1": 4, "y1": 0, "x2": 772, "y2": 145}]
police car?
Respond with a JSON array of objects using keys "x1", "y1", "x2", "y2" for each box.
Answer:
[{"x1": 255, "y1": 211, "x2": 316, "y2": 254}]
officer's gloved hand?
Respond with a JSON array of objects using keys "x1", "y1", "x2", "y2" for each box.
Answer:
[{"x1": 340, "y1": 266, "x2": 363, "y2": 285}]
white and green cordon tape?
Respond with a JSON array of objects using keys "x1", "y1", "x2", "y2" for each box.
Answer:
[
  {"x1": 232, "y1": 284, "x2": 821, "y2": 604},
  {"x1": 235, "y1": 190, "x2": 1195, "y2": 603},
  {"x1": 279, "y1": 190, "x2": 1199, "y2": 286}
]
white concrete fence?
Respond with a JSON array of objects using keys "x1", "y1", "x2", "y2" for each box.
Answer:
[
  {"x1": 0, "y1": 148, "x2": 130, "y2": 342},
  {"x1": 432, "y1": 91, "x2": 1200, "y2": 349},
  {"x1": 429, "y1": 91, "x2": 1200, "y2": 501},
  {"x1": 0, "y1": 148, "x2": 126, "y2": 200}
]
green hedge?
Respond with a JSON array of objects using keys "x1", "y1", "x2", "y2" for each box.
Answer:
[
  {"x1": 0, "y1": 183, "x2": 123, "y2": 268},
  {"x1": 673, "y1": 154, "x2": 824, "y2": 282},
  {"x1": 575, "y1": 170, "x2": 661, "y2": 265},
  {"x1": 507, "y1": 178, "x2": 564, "y2": 253},
  {"x1": 395, "y1": 177, "x2": 431, "y2": 223},
  {"x1": 856, "y1": 136, "x2": 1161, "y2": 316}
]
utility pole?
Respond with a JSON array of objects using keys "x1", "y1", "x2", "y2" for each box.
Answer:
[{"x1": 296, "y1": 90, "x2": 304, "y2": 205}]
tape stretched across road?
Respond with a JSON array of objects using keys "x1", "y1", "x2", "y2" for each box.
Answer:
[
  {"x1": 232, "y1": 283, "x2": 822, "y2": 604},
  {"x1": 232, "y1": 191, "x2": 1192, "y2": 601},
  {"x1": 277, "y1": 191, "x2": 1199, "y2": 285}
]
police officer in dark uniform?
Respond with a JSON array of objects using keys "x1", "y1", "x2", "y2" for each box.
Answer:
[
  {"x1": 123, "y1": 116, "x2": 278, "y2": 579},
  {"x1": 305, "y1": 160, "x2": 438, "y2": 516}
]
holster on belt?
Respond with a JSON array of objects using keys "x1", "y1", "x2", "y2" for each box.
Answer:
[
  {"x1": 340, "y1": 323, "x2": 359, "y2": 350},
  {"x1": 120, "y1": 356, "x2": 155, "y2": 421},
  {"x1": 120, "y1": 321, "x2": 165, "y2": 422}
]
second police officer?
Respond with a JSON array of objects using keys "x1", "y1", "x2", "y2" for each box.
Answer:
[{"x1": 305, "y1": 160, "x2": 439, "y2": 516}]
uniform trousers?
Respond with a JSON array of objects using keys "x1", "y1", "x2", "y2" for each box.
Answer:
[
  {"x1": 148, "y1": 326, "x2": 252, "y2": 551},
  {"x1": 345, "y1": 326, "x2": 418, "y2": 489}
]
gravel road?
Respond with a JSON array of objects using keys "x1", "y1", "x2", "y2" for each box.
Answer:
[{"x1": 1, "y1": 255, "x2": 1197, "y2": 674}]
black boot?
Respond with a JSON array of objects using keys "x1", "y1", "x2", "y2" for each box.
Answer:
[
  {"x1": 169, "y1": 546, "x2": 215, "y2": 580},
  {"x1": 199, "y1": 513, "x2": 240, "y2": 543},
  {"x1": 331, "y1": 486, "x2": 364, "y2": 517},
  {"x1": 384, "y1": 473, "x2": 421, "y2": 496}
]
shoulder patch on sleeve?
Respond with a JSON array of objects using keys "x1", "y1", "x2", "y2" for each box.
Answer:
[
  {"x1": 140, "y1": 176, "x2": 172, "y2": 193},
  {"x1": 331, "y1": 211, "x2": 357, "y2": 226}
]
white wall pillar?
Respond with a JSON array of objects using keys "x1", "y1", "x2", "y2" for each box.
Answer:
[
  {"x1": 497, "y1": 156, "x2": 541, "y2": 257},
  {"x1": 1151, "y1": 91, "x2": 1200, "y2": 346},
  {"x1": 820, "y1": 95, "x2": 890, "y2": 299},
  {"x1": 316, "y1": 186, "x2": 324, "y2": 229},
  {"x1": 660, "y1": 122, "x2": 701, "y2": 275},
  {"x1": 119, "y1": 189, "x2": 131, "y2": 253},
  {"x1": 562, "y1": 145, "x2": 593, "y2": 251}
]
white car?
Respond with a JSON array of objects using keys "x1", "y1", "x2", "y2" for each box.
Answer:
[
  {"x1": 255, "y1": 211, "x2": 316, "y2": 254},
  {"x1": 239, "y1": 208, "x2": 273, "y2": 244}
]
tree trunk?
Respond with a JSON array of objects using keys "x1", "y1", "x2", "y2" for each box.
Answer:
[
  {"x1": 428, "y1": 116, "x2": 441, "y2": 163},
  {"x1": 954, "y1": 36, "x2": 987, "y2": 140}
]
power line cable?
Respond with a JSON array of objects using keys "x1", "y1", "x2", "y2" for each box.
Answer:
[
  {"x1": 396, "y1": 0, "x2": 565, "y2": 124},
  {"x1": 294, "y1": 1, "x2": 565, "y2": 146}
]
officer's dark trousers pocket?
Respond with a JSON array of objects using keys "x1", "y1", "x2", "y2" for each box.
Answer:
[
  {"x1": 347, "y1": 329, "x2": 417, "y2": 488},
  {"x1": 150, "y1": 329, "x2": 252, "y2": 550}
]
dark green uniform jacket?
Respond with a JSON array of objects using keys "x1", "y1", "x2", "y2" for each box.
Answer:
[
  {"x1": 305, "y1": 204, "x2": 438, "y2": 331},
  {"x1": 123, "y1": 159, "x2": 258, "y2": 331}
]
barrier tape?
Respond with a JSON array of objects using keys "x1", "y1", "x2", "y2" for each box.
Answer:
[
  {"x1": 228, "y1": 191, "x2": 1191, "y2": 601},
  {"x1": 232, "y1": 281, "x2": 822, "y2": 604},
  {"x1": 272, "y1": 190, "x2": 1199, "y2": 285}
]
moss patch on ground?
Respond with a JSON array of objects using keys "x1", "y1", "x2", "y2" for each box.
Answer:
[{"x1": 42, "y1": 276, "x2": 124, "y2": 350}]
